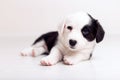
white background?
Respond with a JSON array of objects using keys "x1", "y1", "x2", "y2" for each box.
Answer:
[
  {"x1": 0, "y1": 0, "x2": 120, "y2": 80},
  {"x1": 0, "y1": 0, "x2": 120, "y2": 37}
]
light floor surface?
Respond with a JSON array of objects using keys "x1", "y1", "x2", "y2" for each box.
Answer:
[{"x1": 0, "y1": 35, "x2": 120, "y2": 80}]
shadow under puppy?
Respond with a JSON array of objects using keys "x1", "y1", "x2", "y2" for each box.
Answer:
[{"x1": 21, "y1": 12, "x2": 105, "y2": 66}]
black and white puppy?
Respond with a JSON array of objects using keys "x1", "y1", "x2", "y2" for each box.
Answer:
[{"x1": 21, "y1": 12, "x2": 105, "y2": 66}]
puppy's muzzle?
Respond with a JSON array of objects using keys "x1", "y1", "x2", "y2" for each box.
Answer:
[{"x1": 69, "y1": 39, "x2": 77, "y2": 47}]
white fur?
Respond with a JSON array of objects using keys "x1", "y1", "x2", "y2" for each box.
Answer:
[
  {"x1": 21, "y1": 40, "x2": 47, "y2": 57},
  {"x1": 40, "y1": 46, "x2": 62, "y2": 66},
  {"x1": 21, "y1": 12, "x2": 96, "y2": 66}
]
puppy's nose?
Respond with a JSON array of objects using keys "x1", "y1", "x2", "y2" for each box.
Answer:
[{"x1": 69, "y1": 39, "x2": 77, "y2": 46}]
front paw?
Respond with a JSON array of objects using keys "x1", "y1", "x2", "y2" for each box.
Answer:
[
  {"x1": 40, "y1": 56, "x2": 57, "y2": 66},
  {"x1": 63, "y1": 56, "x2": 79, "y2": 65}
]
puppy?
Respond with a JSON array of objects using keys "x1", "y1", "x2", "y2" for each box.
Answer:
[{"x1": 21, "y1": 12, "x2": 105, "y2": 66}]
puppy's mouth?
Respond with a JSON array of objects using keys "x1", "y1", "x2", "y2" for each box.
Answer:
[
  {"x1": 69, "y1": 45, "x2": 78, "y2": 51},
  {"x1": 68, "y1": 46, "x2": 79, "y2": 51},
  {"x1": 70, "y1": 46, "x2": 75, "y2": 49}
]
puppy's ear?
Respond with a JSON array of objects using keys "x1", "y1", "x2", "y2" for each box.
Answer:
[
  {"x1": 96, "y1": 20, "x2": 105, "y2": 43},
  {"x1": 58, "y1": 18, "x2": 65, "y2": 36}
]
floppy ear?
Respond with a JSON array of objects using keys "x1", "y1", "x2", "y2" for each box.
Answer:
[
  {"x1": 96, "y1": 21, "x2": 105, "y2": 43},
  {"x1": 58, "y1": 18, "x2": 65, "y2": 36}
]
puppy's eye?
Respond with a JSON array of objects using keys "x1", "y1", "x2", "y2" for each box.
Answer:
[
  {"x1": 67, "y1": 26, "x2": 72, "y2": 30},
  {"x1": 82, "y1": 27, "x2": 90, "y2": 35}
]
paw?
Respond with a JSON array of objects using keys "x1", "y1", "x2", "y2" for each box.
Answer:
[
  {"x1": 40, "y1": 56, "x2": 57, "y2": 66},
  {"x1": 20, "y1": 47, "x2": 35, "y2": 57},
  {"x1": 63, "y1": 56, "x2": 78, "y2": 65}
]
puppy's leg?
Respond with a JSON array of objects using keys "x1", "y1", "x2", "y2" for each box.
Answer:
[
  {"x1": 21, "y1": 47, "x2": 33, "y2": 56},
  {"x1": 40, "y1": 46, "x2": 62, "y2": 66},
  {"x1": 21, "y1": 40, "x2": 47, "y2": 57},
  {"x1": 32, "y1": 47, "x2": 47, "y2": 57},
  {"x1": 64, "y1": 52, "x2": 91, "y2": 65}
]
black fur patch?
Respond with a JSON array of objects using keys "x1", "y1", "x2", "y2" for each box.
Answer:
[
  {"x1": 81, "y1": 19, "x2": 97, "y2": 42},
  {"x1": 33, "y1": 31, "x2": 58, "y2": 53},
  {"x1": 81, "y1": 14, "x2": 105, "y2": 42},
  {"x1": 88, "y1": 53, "x2": 92, "y2": 60},
  {"x1": 95, "y1": 21, "x2": 105, "y2": 43}
]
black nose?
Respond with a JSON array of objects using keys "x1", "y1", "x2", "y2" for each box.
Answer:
[{"x1": 69, "y1": 39, "x2": 77, "y2": 46}]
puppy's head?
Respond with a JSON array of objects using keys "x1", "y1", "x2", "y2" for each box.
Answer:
[{"x1": 58, "y1": 12, "x2": 105, "y2": 51}]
